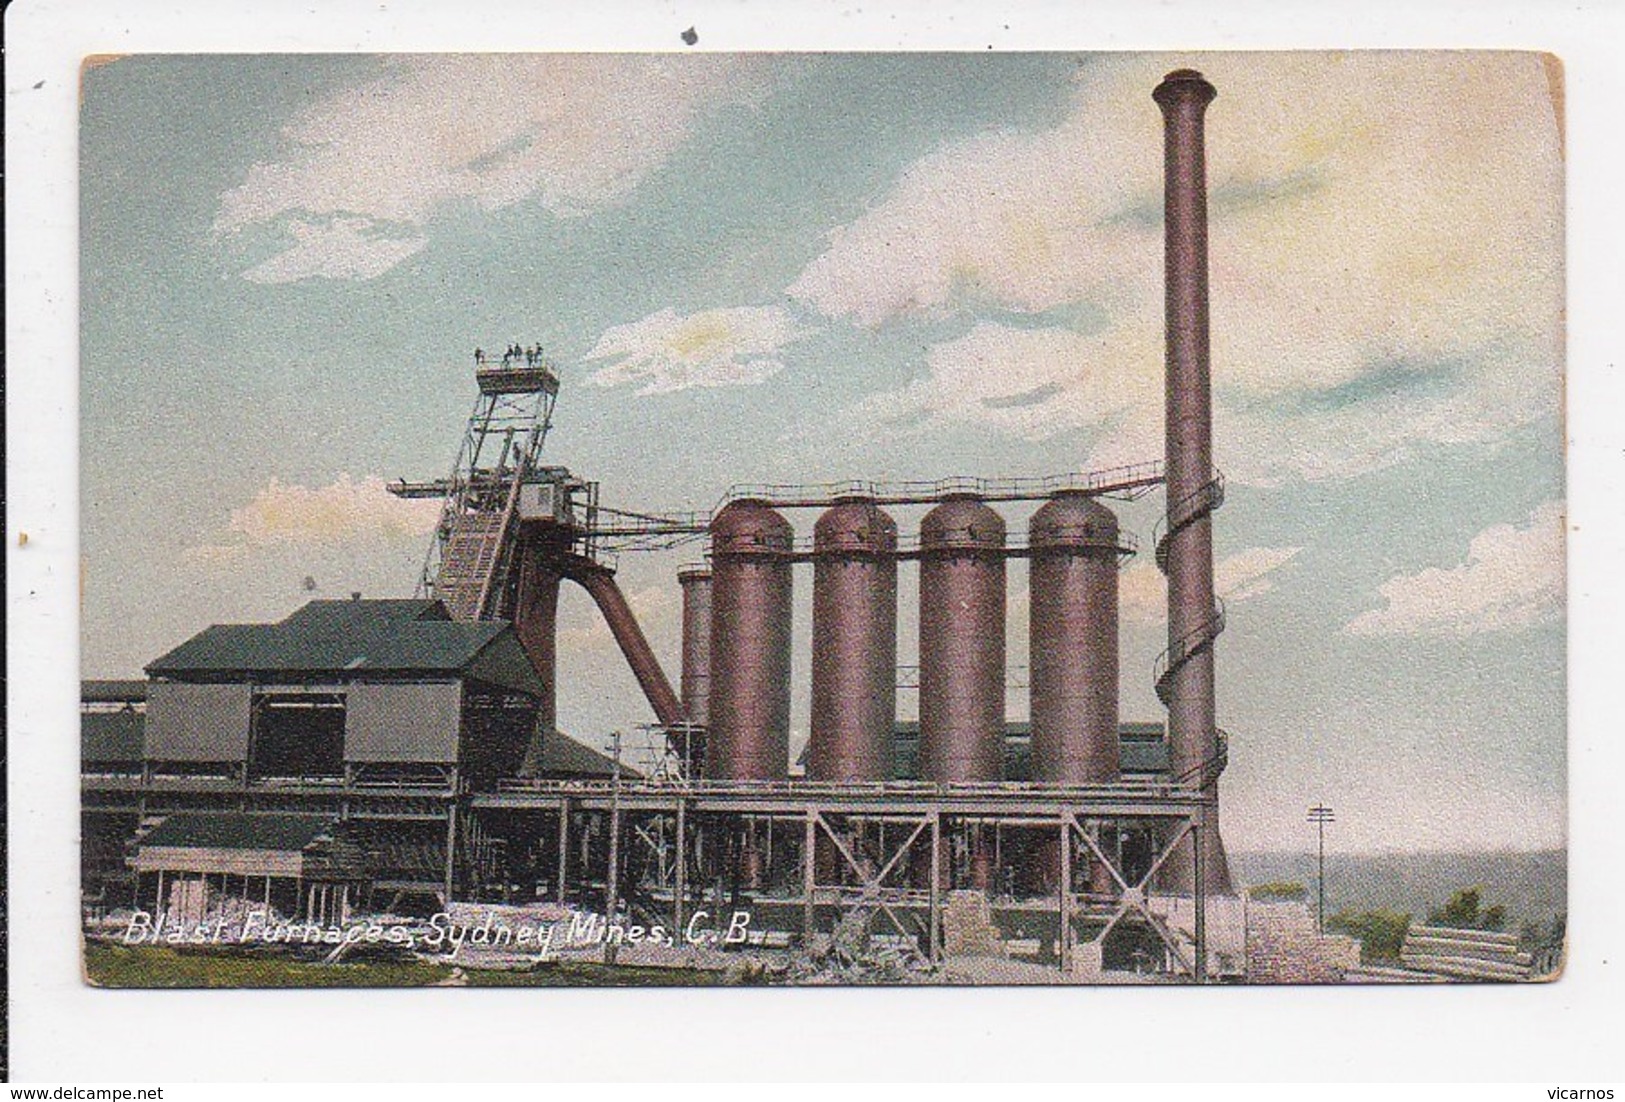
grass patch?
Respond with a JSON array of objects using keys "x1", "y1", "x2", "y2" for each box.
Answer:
[
  {"x1": 85, "y1": 941, "x2": 731, "y2": 989},
  {"x1": 85, "y1": 941, "x2": 454, "y2": 988}
]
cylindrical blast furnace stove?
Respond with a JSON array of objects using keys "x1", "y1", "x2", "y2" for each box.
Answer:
[
  {"x1": 706, "y1": 500, "x2": 794, "y2": 780},
  {"x1": 677, "y1": 565, "x2": 712, "y2": 728},
  {"x1": 917, "y1": 495, "x2": 1006, "y2": 785},
  {"x1": 808, "y1": 499, "x2": 899, "y2": 782},
  {"x1": 1028, "y1": 493, "x2": 1123, "y2": 785}
]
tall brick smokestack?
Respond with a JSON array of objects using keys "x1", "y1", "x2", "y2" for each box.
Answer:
[{"x1": 1154, "y1": 68, "x2": 1232, "y2": 895}]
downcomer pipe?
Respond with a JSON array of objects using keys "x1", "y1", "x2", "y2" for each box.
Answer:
[
  {"x1": 569, "y1": 565, "x2": 685, "y2": 729},
  {"x1": 514, "y1": 529, "x2": 684, "y2": 734}
]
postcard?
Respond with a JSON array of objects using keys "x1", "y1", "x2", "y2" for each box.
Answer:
[{"x1": 77, "y1": 50, "x2": 1565, "y2": 989}]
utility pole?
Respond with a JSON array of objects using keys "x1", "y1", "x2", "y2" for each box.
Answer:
[
  {"x1": 1307, "y1": 804, "x2": 1334, "y2": 934},
  {"x1": 605, "y1": 730, "x2": 623, "y2": 966}
]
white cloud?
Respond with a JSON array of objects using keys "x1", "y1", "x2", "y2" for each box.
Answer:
[
  {"x1": 240, "y1": 216, "x2": 428, "y2": 284},
  {"x1": 796, "y1": 53, "x2": 1562, "y2": 480},
  {"x1": 215, "y1": 55, "x2": 768, "y2": 282},
  {"x1": 584, "y1": 306, "x2": 811, "y2": 394},
  {"x1": 558, "y1": 584, "x2": 678, "y2": 647},
  {"x1": 179, "y1": 543, "x2": 250, "y2": 568},
  {"x1": 1347, "y1": 502, "x2": 1564, "y2": 636},
  {"x1": 1219, "y1": 546, "x2": 1305, "y2": 602},
  {"x1": 855, "y1": 320, "x2": 1158, "y2": 443},
  {"x1": 1121, "y1": 545, "x2": 1303, "y2": 624},
  {"x1": 186, "y1": 475, "x2": 441, "y2": 564}
]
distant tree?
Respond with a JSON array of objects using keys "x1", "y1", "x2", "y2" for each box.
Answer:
[
  {"x1": 1327, "y1": 908, "x2": 1412, "y2": 964},
  {"x1": 1427, "y1": 886, "x2": 1510, "y2": 931},
  {"x1": 1246, "y1": 881, "x2": 1309, "y2": 902},
  {"x1": 1518, "y1": 920, "x2": 1540, "y2": 950},
  {"x1": 1430, "y1": 886, "x2": 1482, "y2": 927},
  {"x1": 1520, "y1": 912, "x2": 1567, "y2": 954}
]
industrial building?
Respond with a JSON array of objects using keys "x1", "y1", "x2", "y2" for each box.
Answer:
[
  {"x1": 83, "y1": 69, "x2": 1240, "y2": 979},
  {"x1": 80, "y1": 601, "x2": 626, "y2": 916}
]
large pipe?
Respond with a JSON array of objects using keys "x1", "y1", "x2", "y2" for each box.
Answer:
[
  {"x1": 512, "y1": 529, "x2": 569, "y2": 732},
  {"x1": 1155, "y1": 67, "x2": 1231, "y2": 894},
  {"x1": 568, "y1": 565, "x2": 684, "y2": 728}
]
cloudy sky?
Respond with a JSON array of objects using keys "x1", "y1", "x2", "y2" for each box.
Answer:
[{"x1": 80, "y1": 51, "x2": 1564, "y2": 853}]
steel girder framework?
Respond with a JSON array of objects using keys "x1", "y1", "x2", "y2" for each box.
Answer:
[{"x1": 467, "y1": 780, "x2": 1214, "y2": 981}]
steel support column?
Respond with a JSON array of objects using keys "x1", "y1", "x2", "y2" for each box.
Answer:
[
  {"x1": 803, "y1": 810, "x2": 817, "y2": 945},
  {"x1": 555, "y1": 799, "x2": 571, "y2": 906},
  {"x1": 1193, "y1": 813, "x2": 1207, "y2": 983},
  {"x1": 675, "y1": 800, "x2": 687, "y2": 935},
  {"x1": 605, "y1": 807, "x2": 621, "y2": 965},
  {"x1": 443, "y1": 802, "x2": 458, "y2": 904},
  {"x1": 1059, "y1": 814, "x2": 1072, "y2": 973},
  {"x1": 929, "y1": 812, "x2": 941, "y2": 964}
]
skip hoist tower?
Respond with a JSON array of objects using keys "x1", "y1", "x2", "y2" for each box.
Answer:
[
  {"x1": 408, "y1": 351, "x2": 562, "y2": 621},
  {"x1": 392, "y1": 347, "x2": 711, "y2": 736}
]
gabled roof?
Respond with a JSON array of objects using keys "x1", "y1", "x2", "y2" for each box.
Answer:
[
  {"x1": 536, "y1": 730, "x2": 642, "y2": 780},
  {"x1": 146, "y1": 598, "x2": 509, "y2": 678},
  {"x1": 138, "y1": 813, "x2": 340, "y2": 852},
  {"x1": 280, "y1": 598, "x2": 449, "y2": 634}
]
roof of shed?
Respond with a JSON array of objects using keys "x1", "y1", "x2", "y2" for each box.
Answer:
[
  {"x1": 138, "y1": 813, "x2": 340, "y2": 852},
  {"x1": 537, "y1": 730, "x2": 642, "y2": 780},
  {"x1": 146, "y1": 599, "x2": 508, "y2": 677}
]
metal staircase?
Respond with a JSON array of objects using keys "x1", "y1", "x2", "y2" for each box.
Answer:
[
  {"x1": 1153, "y1": 597, "x2": 1226, "y2": 707},
  {"x1": 1152, "y1": 467, "x2": 1228, "y2": 787},
  {"x1": 1152, "y1": 472, "x2": 1224, "y2": 573},
  {"x1": 1174, "y1": 729, "x2": 1229, "y2": 788}
]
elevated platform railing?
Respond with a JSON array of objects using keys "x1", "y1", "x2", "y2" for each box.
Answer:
[
  {"x1": 722, "y1": 459, "x2": 1164, "y2": 510},
  {"x1": 490, "y1": 776, "x2": 1211, "y2": 801}
]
